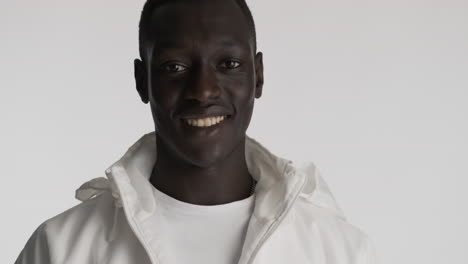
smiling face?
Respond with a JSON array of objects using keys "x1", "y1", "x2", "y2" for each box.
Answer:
[{"x1": 135, "y1": 0, "x2": 263, "y2": 168}]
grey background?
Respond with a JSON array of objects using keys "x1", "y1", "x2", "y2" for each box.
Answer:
[{"x1": 1, "y1": 0, "x2": 467, "y2": 263}]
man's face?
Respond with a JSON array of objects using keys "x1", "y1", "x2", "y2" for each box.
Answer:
[{"x1": 135, "y1": 0, "x2": 263, "y2": 167}]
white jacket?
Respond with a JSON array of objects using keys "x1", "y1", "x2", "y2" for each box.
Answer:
[{"x1": 16, "y1": 132, "x2": 376, "y2": 264}]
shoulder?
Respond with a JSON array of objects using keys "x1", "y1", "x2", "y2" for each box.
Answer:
[
  {"x1": 43, "y1": 191, "x2": 115, "y2": 233},
  {"x1": 293, "y1": 199, "x2": 377, "y2": 263},
  {"x1": 16, "y1": 193, "x2": 116, "y2": 263},
  {"x1": 294, "y1": 198, "x2": 366, "y2": 239},
  {"x1": 23, "y1": 194, "x2": 114, "y2": 250}
]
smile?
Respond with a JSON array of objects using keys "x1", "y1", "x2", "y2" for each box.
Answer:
[{"x1": 184, "y1": 115, "x2": 227, "y2": 127}]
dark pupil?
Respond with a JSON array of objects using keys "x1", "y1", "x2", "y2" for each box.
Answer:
[
  {"x1": 226, "y1": 61, "x2": 235, "y2": 68},
  {"x1": 168, "y1": 65, "x2": 179, "y2": 72}
]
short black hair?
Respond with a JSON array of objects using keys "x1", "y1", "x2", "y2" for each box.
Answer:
[{"x1": 138, "y1": 0, "x2": 257, "y2": 60}]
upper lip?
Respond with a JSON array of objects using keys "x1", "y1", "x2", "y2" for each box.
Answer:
[{"x1": 178, "y1": 107, "x2": 232, "y2": 120}]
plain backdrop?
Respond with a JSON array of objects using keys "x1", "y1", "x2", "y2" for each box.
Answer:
[{"x1": 1, "y1": 0, "x2": 467, "y2": 263}]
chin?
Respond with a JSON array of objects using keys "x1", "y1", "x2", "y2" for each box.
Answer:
[
  {"x1": 157, "y1": 124, "x2": 245, "y2": 168},
  {"x1": 184, "y1": 149, "x2": 227, "y2": 168}
]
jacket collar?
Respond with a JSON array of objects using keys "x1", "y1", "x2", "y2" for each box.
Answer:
[{"x1": 102, "y1": 131, "x2": 345, "y2": 221}]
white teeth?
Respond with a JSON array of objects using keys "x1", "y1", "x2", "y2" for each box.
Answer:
[
  {"x1": 185, "y1": 115, "x2": 226, "y2": 127},
  {"x1": 198, "y1": 119, "x2": 205, "y2": 127}
]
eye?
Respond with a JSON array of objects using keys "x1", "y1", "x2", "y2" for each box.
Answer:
[
  {"x1": 221, "y1": 59, "x2": 241, "y2": 69},
  {"x1": 160, "y1": 62, "x2": 188, "y2": 73}
]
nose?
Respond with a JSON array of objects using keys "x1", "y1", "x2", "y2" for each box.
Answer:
[{"x1": 184, "y1": 65, "x2": 221, "y2": 103}]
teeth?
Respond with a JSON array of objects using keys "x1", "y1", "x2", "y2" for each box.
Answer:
[{"x1": 185, "y1": 115, "x2": 226, "y2": 127}]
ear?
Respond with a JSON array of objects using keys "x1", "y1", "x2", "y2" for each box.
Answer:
[
  {"x1": 254, "y1": 52, "x2": 264, "y2": 99},
  {"x1": 134, "y1": 58, "x2": 149, "y2": 104}
]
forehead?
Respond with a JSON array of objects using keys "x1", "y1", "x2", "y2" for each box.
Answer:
[{"x1": 148, "y1": 0, "x2": 254, "y2": 51}]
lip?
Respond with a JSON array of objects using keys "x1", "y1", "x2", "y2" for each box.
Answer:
[
  {"x1": 181, "y1": 114, "x2": 232, "y2": 126},
  {"x1": 180, "y1": 114, "x2": 231, "y2": 135},
  {"x1": 176, "y1": 106, "x2": 234, "y2": 134}
]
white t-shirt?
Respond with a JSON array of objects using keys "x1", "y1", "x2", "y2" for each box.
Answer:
[{"x1": 151, "y1": 186, "x2": 256, "y2": 264}]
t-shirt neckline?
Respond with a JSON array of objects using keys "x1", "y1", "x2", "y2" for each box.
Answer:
[{"x1": 152, "y1": 186, "x2": 256, "y2": 216}]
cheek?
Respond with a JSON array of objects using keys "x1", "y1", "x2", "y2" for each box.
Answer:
[
  {"x1": 221, "y1": 75, "x2": 256, "y2": 130},
  {"x1": 150, "y1": 76, "x2": 185, "y2": 114},
  {"x1": 149, "y1": 77, "x2": 187, "y2": 132},
  {"x1": 220, "y1": 69, "x2": 256, "y2": 100},
  {"x1": 230, "y1": 73, "x2": 256, "y2": 106}
]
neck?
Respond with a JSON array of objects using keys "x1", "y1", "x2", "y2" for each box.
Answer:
[{"x1": 149, "y1": 135, "x2": 254, "y2": 205}]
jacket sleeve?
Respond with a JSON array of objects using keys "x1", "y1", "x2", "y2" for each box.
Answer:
[{"x1": 15, "y1": 223, "x2": 51, "y2": 264}]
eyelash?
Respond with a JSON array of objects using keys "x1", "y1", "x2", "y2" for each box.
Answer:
[
  {"x1": 159, "y1": 62, "x2": 188, "y2": 73},
  {"x1": 158, "y1": 58, "x2": 242, "y2": 74},
  {"x1": 220, "y1": 59, "x2": 241, "y2": 69}
]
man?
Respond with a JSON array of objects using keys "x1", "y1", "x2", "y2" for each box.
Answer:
[{"x1": 16, "y1": 0, "x2": 376, "y2": 263}]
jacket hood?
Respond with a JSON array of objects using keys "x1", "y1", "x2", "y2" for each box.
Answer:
[{"x1": 76, "y1": 132, "x2": 345, "y2": 221}]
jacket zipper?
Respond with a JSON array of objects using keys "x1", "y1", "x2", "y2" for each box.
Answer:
[
  {"x1": 125, "y1": 212, "x2": 160, "y2": 264},
  {"x1": 245, "y1": 173, "x2": 307, "y2": 264},
  {"x1": 112, "y1": 178, "x2": 161, "y2": 264}
]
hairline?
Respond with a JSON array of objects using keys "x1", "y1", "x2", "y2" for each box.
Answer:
[{"x1": 138, "y1": 0, "x2": 257, "y2": 62}]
